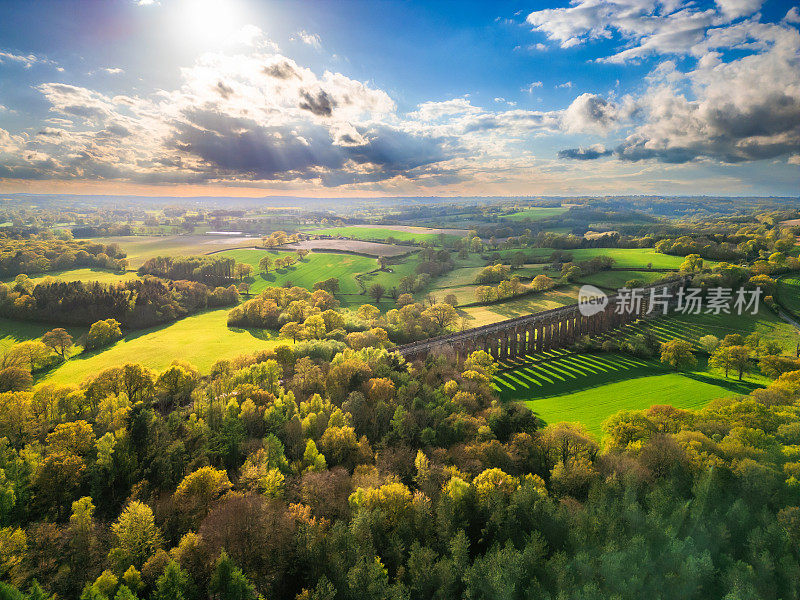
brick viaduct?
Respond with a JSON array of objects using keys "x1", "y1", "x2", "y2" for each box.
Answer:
[{"x1": 395, "y1": 278, "x2": 688, "y2": 362}]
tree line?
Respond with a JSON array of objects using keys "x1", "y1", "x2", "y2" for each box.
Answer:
[
  {"x1": 137, "y1": 256, "x2": 238, "y2": 287},
  {"x1": 0, "y1": 336, "x2": 797, "y2": 599},
  {"x1": 0, "y1": 277, "x2": 239, "y2": 329},
  {"x1": 0, "y1": 235, "x2": 127, "y2": 279}
]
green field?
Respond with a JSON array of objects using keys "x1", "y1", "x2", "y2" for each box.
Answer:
[
  {"x1": 305, "y1": 226, "x2": 461, "y2": 243},
  {"x1": 495, "y1": 248, "x2": 689, "y2": 270},
  {"x1": 460, "y1": 285, "x2": 581, "y2": 326},
  {"x1": 777, "y1": 275, "x2": 800, "y2": 316},
  {"x1": 358, "y1": 254, "x2": 422, "y2": 292},
  {"x1": 491, "y1": 303, "x2": 794, "y2": 438},
  {"x1": 523, "y1": 374, "x2": 740, "y2": 438},
  {"x1": 0, "y1": 318, "x2": 87, "y2": 352},
  {"x1": 577, "y1": 269, "x2": 666, "y2": 290},
  {"x1": 38, "y1": 309, "x2": 284, "y2": 386},
  {"x1": 495, "y1": 352, "x2": 759, "y2": 438},
  {"x1": 617, "y1": 310, "x2": 800, "y2": 353},
  {"x1": 218, "y1": 249, "x2": 377, "y2": 295},
  {"x1": 503, "y1": 207, "x2": 568, "y2": 221},
  {"x1": 355, "y1": 254, "x2": 490, "y2": 307},
  {"x1": 21, "y1": 268, "x2": 140, "y2": 286},
  {"x1": 435, "y1": 267, "x2": 485, "y2": 289}
]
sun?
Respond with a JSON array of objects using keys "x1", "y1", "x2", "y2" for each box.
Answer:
[{"x1": 174, "y1": 0, "x2": 244, "y2": 44}]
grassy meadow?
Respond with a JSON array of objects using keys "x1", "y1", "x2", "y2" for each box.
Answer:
[
  {"x1": 218, "y1": 248, "x2": 378, "y2": 295},
  {"x1": 493, "y1": 305, "x2": 795, "y2": 438},
  {"x1": 495, "y1": 351, "x2": 761, "y2": 438},
  {"x1": 38, "y1": 309, "x2": 285, "y2": 385},
  {"x1": 22, "y1": 268, "x2": 140, "y2": 285},
  {"x1": 577, "y1": 269, "x2": 666, "y2": 290},
  {"x1": 503, "y1": 207, "x2": 568, "y2": 221},
  {"x1": 305, "y1": 226, "x2": 462, "y2": 243},
  {"x1": 0, "y1": 318, "x2": 87, "y2": 352},
  {"x1": 459, "y1": 285, "x2": 581, "y2": 326},
  {"x1": 616, "y1": 310, "x2": 800, "y2": 353},
  {"x1": 494, "y1": 247, "x2": 689, "y2": 269},
  {"x1": 777, "y1": 274, "x2": 800, "y2": 316}
]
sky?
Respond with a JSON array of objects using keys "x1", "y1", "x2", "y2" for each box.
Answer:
[{"x1": 0, "y1": 0, "x2": 798, "y2": 198}]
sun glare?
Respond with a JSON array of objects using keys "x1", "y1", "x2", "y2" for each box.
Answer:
[{"x1": 175, "y1": 0, "x2": 244, "y2": 44}]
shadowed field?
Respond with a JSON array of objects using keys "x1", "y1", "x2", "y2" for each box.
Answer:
[
  {"x1": 305, "y1": 226, "x2": 462, "y2": 243},
  {"x1": 614, "y1": 311, "x2": 800, "y2": 353},
  {"x1": 495, "y1": 351, "x2": 760, "y2": 438},
  {"x1": 777, "y1": 274, "x2": 800, "y2": 315},
  {"x1": 502, "y1": 207, "x2": 568, "y2": 221},
  {"x1": 0, "y1": 318, "x2": 87, "y2": 351}
]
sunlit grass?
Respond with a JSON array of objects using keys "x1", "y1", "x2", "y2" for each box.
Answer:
[
  {"x1": 496, "y1": 351, "x2": 761, "y2": 438},
  {"x1": 494, "y1": 248, "x2": 691, "y2": 269},
  {"x1": 37, "y1": 309, "x2": 284, "y2": 385},
  {"x1": 218, "y1": 248, "x2": 377, "y2": 295},
  {"x1": 19, "y1": 268, "x2": 140, "y2": 286}
]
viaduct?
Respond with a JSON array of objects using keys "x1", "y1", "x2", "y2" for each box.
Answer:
[{"x1": 395, "y1": 278, "x2": 688, "y2": 362}]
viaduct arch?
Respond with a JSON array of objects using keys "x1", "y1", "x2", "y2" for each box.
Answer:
[{"x1": 395, "y1": 278, "x2": 688, "y2": 362}]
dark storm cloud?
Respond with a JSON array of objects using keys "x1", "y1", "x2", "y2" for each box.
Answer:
[
  {"x1": 263, "y1": 60, "x2": 300, "y2": 79},
  {"x1": 298, "y1": 89, "x2": 336, "y2": 117},
  {"x1": 102, "y1": 123, "x2": 131, "y2": 138},
  {"x1": 215, "y1": 81, "x2": 234, "y2": 99},
  {"x1": 168, "y1": 110, "x2": 452, "y2": 184},
  {"x1": 557, "y1": 146, "x2": 612, "y2": 160},
  {"x1": 616, "y1": 89, "x2": 800, "y2": 164}
]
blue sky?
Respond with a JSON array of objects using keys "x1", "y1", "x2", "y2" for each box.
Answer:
[{"x1": 0, "y1": 0, "x2": 798, "y2": 197}]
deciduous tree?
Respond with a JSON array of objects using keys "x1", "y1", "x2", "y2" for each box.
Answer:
[{"x1": 659, "y1": 340, "x2": 696, "y2": 371}]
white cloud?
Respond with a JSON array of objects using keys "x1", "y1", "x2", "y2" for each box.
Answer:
[
  {"x1": 715, "y1": 0, "x2": 763, "y2": 21},
  {"x1": 524, "y1": 1, "x2": 800, "y2": 166},
  {"x1": 615, "y1": 29, "x2": 800, "y2": 163},
  {"x1": 0, "y1": 51, "x2": 41, "y2": 68},
  {"x1": 291, "y1": 30, "x2": 322, "y2": 49},
  {"x1": 522, "y1": 81, "x2": 543, "y2": 93},
  {"x1": 103, "y1": 67, "x2": 124, "y2": 75},
  {"x1": 0, "y1": 33, "x2": 464, "y2": 187},
  {"x1": 562, "y1": 93, "x2": 621, "y2": 134},
  {"x1": 410, "y1": 98, "x2": 482, "y2": 121},
  {"x1": 785, "y1": 7, "x2": 800, "y2": 24},
  {"x1": 526, "y1": 0, "x2": 778, "y2": 64},
  {"x1": 556, "y1": 81, "x2": 573, "y2": 88},
  {"x1": 234, "y1": 24, "x2": 271, "y2": 48},
  {"x1": 2, "y1": 5, "x2": 797, "y2": 189}
]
